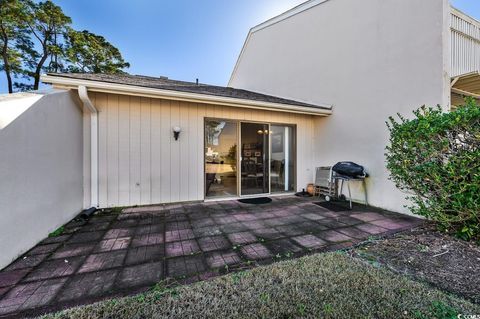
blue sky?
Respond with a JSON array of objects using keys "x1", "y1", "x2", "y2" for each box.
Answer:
[{"x1": 0, "y1": 0, "x2": 478, "y2": 93}]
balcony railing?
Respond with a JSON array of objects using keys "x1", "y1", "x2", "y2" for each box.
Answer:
[{"x1": 451, "y1": 7, "x2": 480, "y2": 77}]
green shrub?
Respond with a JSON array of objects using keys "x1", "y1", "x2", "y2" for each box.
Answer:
[{"x1": 385, "y1": 99, "x2": 480, "y2": 240}]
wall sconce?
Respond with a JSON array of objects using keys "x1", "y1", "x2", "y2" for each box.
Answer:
[{"x1": 173, "y1": 126, "x2": 181, "y2": 140}]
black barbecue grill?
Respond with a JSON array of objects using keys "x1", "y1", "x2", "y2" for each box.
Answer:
[{"x1": 314, "y1": 162, "x2": 368, "y2": 209}]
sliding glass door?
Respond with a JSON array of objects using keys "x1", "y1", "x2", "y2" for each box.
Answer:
[
  {"x1": 270, "y1": 125, "x2": 295, "y2": 192},
  {"x1": 240, "y1": 123, "x2": 270, "y2": 195},
  {"x1": 205, "y1": 119, "x2": 295, "y2": 199}
]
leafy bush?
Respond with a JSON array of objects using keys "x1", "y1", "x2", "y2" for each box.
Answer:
[{"x1": 385, "y1": 99, "x2": 480, "y2": 240}]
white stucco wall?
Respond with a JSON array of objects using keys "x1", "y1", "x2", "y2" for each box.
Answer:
[
  {"x1": 229, "y1": 0, "x2": 450, "y2": 214},
  {"x1": 0, "y1": 90, "x2": 83, "y2": 269}
]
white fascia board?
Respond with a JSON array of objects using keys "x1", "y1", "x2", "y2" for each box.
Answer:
[
  {"x1": 41, "y1": 75, "x2": 332, "y2": 116},
  {"x1": 228, "y1": 0, "x2": 331, "y2": 86}
]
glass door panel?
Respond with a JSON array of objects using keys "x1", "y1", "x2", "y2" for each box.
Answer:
[
  {"x1": 240, "y1": 122, "x2": 269, "y2": 195},
  {"x1": 270, "y1": 125, "x2": 295, "y2": 192},
  {"x1": 205, "y1": 120, "x2": 238, "y2": 198}
]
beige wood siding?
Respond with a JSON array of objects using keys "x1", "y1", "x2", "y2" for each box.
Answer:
[{"x1": 87, "y1": 92, "x2": 315, "y2": 208}]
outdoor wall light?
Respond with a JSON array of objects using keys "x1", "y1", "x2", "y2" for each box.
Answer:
[{"x1": 173, "y1": 126, "x2": 181, "y2": 140}]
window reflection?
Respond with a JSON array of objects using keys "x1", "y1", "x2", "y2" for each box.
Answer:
[{"x1": 205, "y1": 120, "x2": 238, "y2": 197}]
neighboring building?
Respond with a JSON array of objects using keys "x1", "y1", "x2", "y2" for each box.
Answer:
[
  {"x1": 0, "y1": 0, "x2": 478, "y2": 269},
  {"x1": 229, "y1": 0, "x2": 480, "y2": 213}
]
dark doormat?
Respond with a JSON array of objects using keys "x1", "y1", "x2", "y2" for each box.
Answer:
[
  {"x1": 314, "y1": 201, "x2": 351, "y2": 212},
  {"x1": 238, "y1": 197, "x2": 272, "y2": 205}
]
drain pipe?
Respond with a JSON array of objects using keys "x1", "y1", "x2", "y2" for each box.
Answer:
[{"x1": 78, "y1": 86, "x2": 99, "y2": 208}]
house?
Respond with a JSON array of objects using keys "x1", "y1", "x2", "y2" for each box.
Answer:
[
  {"x1": 229, "y1": 0, "x2": 480, "y2": 213},
  {"x1": 0, "y1": 0, "x2": 478, "y2": 269}
]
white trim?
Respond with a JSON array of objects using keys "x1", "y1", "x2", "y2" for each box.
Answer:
[
  {"x1": 203, "y1": 192, "x2": 296, "y2": 203},
  {"x1": 42, "y1": 75, "x2": 332, "y2": 116},
  {"x1": 77, "y1": 86, "x2": 99, "y2": 208},
  {"x1": 228, "y1": 0, "x2": 331, "y2": 86},
  {"x1": 250, "y1": 0, "x2": 330, "y2": 33}
]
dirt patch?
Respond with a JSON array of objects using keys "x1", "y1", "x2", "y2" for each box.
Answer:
[{"x1": 352, "y1": 225, "x2": 480, "y2": 304}]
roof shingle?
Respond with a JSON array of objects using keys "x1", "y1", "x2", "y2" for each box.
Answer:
[{"x1": 45, "y1": 73, "x2": 329, "y2": 110}]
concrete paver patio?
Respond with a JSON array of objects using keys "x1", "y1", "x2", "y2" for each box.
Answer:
[{"x1": 0, "y1": 196, "x2": 422, "y2": 318}]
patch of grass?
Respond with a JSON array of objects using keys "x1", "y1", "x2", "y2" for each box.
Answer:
[
  {"x1": 41, "y1": 253, "x2": 480, "y2": 319},
  {"x1": 48, "y1": 226, "x2": 65, "y2": 238}
]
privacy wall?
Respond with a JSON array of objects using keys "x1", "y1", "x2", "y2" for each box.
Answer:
[
  {"x1": 86, "y1": 92, "x2": 315, "y2": 208},
  {"x1": 0, "y1": 90, "x2": 83, "y2": 269}
]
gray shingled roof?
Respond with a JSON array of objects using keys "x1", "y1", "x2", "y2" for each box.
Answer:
[{"x1": 46, "y1": 73, "x2": 329, "y2": 110}]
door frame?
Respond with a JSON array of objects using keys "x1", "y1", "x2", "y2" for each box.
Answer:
[
  {"x1": 203, "y1": 117, "x2": 297, "y2": 200},
  {"x1": 238, "y1": 121, "x2": 271, "y2": 197}
]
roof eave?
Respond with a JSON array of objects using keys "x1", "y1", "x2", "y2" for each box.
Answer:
[{"x1": 41, "y1": 75, "x2": 333, "y2": 116}]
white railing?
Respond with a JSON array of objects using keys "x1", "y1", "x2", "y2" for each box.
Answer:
[{"x1": 451, "y1": 7, "x2": 480, "y2": 77}]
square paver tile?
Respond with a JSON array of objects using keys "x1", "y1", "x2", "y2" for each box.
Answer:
[
  {"x1": 193, "y1": 227, "x2": 222, "y2": 238},
  {"x1": 336, "y1": 216, "x2": 364, "y2": 226},
  {"x1": 135, "y1": 224, "x2": 164, "y2": 235},
  {"x1": 263, "y1": 218, "x2": 290, "y2": 227},
  {"x1": 27, "y1": 243, "x2": 61, "y2": 256},
  {"x1": 198, "y1": 236, "x2": 230, "y2": 252},
  {"x1": 350, "y1": 212, "x2": 386, "y2": 222},
  {"x1": 317, "y1": 230, "x2": 353, "y2": 243},
  {"x1": 77, "y1": 251, "x2": 126, "y2": 273},
  {"x1": 240, "y1": 244, "x2": 272, "y2": 260},
  {"x1": 370, "y1": 219, "x2": 412, "y2": 230},
  {"x1": 301, "y1": 213, "x2": 326, "y2": 221},
  {"x1": 292, "y1": 235, "x2": 326, "y2": 249},
  {"x1": 337, "y1": 227, "x2": 372, "y2": 239},
  {"x1": 68, "y1": 231, "x2": 104, "y2": 243},
  {"x1": 166, "y1": 256, "x2": 206, "y2": 278},
  {"x1": 111, "y1": 219, "x2": 138, "y2": 229},
  {"x1": 24, "y1": 256, "x2": 85, "y2": 282},
  {"x1": 116, "y1": 262, "x2": 163, "y2": 289},
  {"x1": 295, "y1": 222, "x2": 329, "y2": 233},
  {"x1": 131, "y1": 233, "x2": 164, "y2": 247},
  {"x1": 51, "y1": 243, "x2": 96, "y2": 259},
  {"x1": 0, "y1": 269, "x2": 30, "y2": 288},
  {"x1": 253, "y1": 212, "x2": 276, "y2": 219},
  {"x1": 316, "y1": 218, "x2": 348, "y2": 228},
  {"x1": 5, "y1": 254, "x2": 48, "y2": 271},
  {"x1": 220, "y1": 223, "x2": 249, "y2": 234},
  {"x1": 228, "y1": 232, "x2": 257, "y2": 245},
  {"x1": 165, "y1": 221, "x2": 191, "y2": 231},
  {"x1": 165, "y1": 229, "x2": 195, "y2": 242},
  {"x1": 125, "y1": 245, "x2": 164, "y2": 265},
  {"x1": 165, "y1": 240, "x2": 200, "y2": 257},
  {"x1": 275, "y1": 225, "x2": 305, "y2": 237},
  {"x1": 266, "y1": 239, "x2": 304, "y2": 255},
  {"x1": 190, "y1": 218, "x2": 216, "y2": 229},
  {"x1": 103, "y1": 228, "x2": 135, "y2": 240},
  {"x1": 94, "y1": 237, "x2": 131, "y2": 253},
  {"x1": 57, "y1": 270, "x2": 117, "y2": 302},
  {"x1": 40, "y1": 235, "x2": 71, "y2": 245},
  {"x1": 0, "y1": 277, "x2": 67, "y2": 315},
  {"x1": 253, "y1": 228, "x2": 284, "y2": 240},
  {"x1": 80, "y1": 222, "x2": 111, "y2": 232},
  {"x1": 242, "y1": 221, "x2": 265, "y2": 230},
  {"x1": 213, "y1": 216, "x2": 237, "y2": 225},
  {"x1": 205, "y1": 251, "x2": 241, "y2": 269},
  {"x1": 232, "y1": 213, "x2": 258, "y2": 222},
  {"x1": 355, "y1": 223, "x2": 389, "y2": 235}
]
